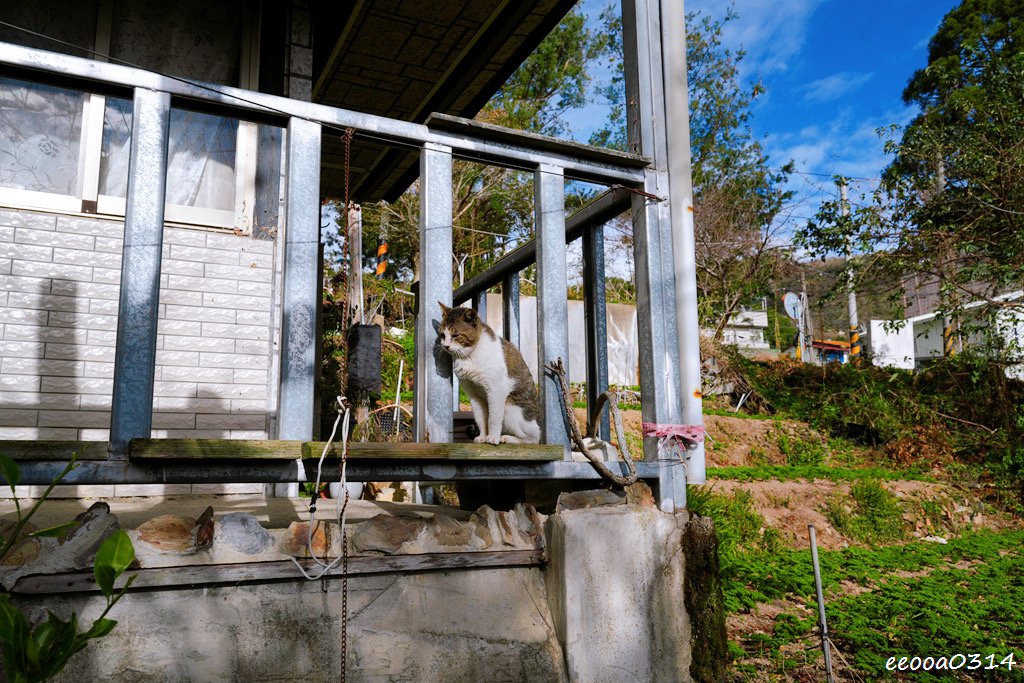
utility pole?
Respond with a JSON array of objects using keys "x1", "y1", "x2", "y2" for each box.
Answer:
[
  {"x1": 842, "y1": 181, "x2": 860, "y2": 362},
  {"x1": 800, "y1": 268, "x2": 813, "y2": 364},
  {"x1": 936, "y1": 160, "x2": 958, "y2": 357}
]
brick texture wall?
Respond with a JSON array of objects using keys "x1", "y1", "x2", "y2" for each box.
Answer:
[{"x1": 0, "y1": 207, "x2": 279, "y2": 445}]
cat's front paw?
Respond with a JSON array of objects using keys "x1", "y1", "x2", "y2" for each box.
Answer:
[{"x1": 474, "y1": 434, "x2": 500, "y2": 445}]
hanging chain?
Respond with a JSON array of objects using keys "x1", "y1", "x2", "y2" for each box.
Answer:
[{"x1": 339, "y1": 128, "x2": 356, "y2": 340}]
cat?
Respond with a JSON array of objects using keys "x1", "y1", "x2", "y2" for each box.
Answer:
[{"x1": 437, "y1": 302, "x2": 541, "y2": 445}]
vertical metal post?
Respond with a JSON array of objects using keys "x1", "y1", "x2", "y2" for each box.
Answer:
[
  {"x1": 842, "y1": 182, "x2": 860, "y2": 361},
  {"x1": 278, "y1": 116, "x2": 322, "y2": 442},
  {"x1": 109, "y1": 88, "x2": 170, "y2": 456},
  {"x1": 502, "y1": 272, "x2": 521, "y2": 346},
  {"x1": 414, "y1": 143, "x2": 454, "y2": 443},
  {"x1": 535, "y1": 164, "x2": 570, "y2": 449},
  {"x1": 661, "y1": 0, "x2": 706, "y2": 487},
  {"x1": 583, "y1": 224, "x2": 611, "y2": 442},
  {"x1": 809, "y1": 525, "x2": 836, "y2": 683},
  {"x1": 622, "y1": 0, "x2": 686, "y2": 508},
  {"x1": 472, "y1": 288, "x2": 488, "y2": 324}
]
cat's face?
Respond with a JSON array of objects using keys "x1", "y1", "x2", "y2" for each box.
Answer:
[{"x1": 438, "y1": 302, "x2": 484, "y2": 358}]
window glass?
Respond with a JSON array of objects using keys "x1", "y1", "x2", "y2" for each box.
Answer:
[
  {"x1": 100, "y1": 100, "x2": 238, "y2": 212},
  {"x1": 0, "y1": 77, "x2": 85, "y2": 195}
]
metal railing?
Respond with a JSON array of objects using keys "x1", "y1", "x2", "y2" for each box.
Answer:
[{"x1": 0, "y1": 38, "x2": 685, "y2": 490}]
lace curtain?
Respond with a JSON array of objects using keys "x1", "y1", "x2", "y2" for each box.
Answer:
[{"x1": 0, "y1": 0, "x2": 244, "y2": 214}]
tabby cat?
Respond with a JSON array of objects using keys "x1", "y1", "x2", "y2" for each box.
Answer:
[{"x1": 437, "y1": 302, "x2": 541, "y2": 444}]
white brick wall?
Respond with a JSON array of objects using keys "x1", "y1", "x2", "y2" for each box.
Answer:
[{"x1": 0, "y1": 208, "x2": 280, "y2": 445}]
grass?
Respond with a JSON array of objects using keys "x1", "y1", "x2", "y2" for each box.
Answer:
[
  {"x1": 824, "y1": 479, "x2": 906, "y2": 546},
  {"x1": 721, "y1": 525, "x2": 1024, "y2": 680},
  {"x1": 706, "y1": 465, "x2": 936, "y2": 483}
]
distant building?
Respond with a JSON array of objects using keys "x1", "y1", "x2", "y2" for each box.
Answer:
[
  {"x1": 867, "y1": 290, "x2": 1024, "y2": 377},
  {"x1": 721, "y1": 309, "x2": 771, "y2": 351}
]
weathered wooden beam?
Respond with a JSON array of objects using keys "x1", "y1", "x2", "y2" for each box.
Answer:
[
  {"x1": 127, "y1": 439, "x2": 563, "y2": 461},
  {"x1": 130, "y1": 440, "x2": 305, "y2": 460},
  {"x1": 1, "y1": 441, "x2": 108, "y2": 461},
  {"x1": 12, "y1": 550, "x2": 546, "y2": 594},
  {"x1": 304, "y1": 442, "x2": 563, "y2": 461}
]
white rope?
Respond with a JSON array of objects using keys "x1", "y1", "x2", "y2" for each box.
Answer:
[{"x1": 290, "y1": 395, "x2": 351, "y2": 581}]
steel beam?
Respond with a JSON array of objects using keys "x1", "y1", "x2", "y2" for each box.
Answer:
[
  {"x1": 0, "y1": 42, "x2": 646, "y2": 186},
  {"x1": 414, "y1": 142, "x2": 454, "y2": 443},
  {"x1": 535, "y1": 164, "x2": 570, "y2": 449},
  {"x1": 454, "y1": 187, "x2": 631, "y2": 304},
  {"x1": 472, "y1": 288, "x2": 488, "y2": 322},
  {"x1": 278, "y1": 117, "x2": 322, "y2": 441},
  {"x1": 661, "y1": 0, "x2": 706, "y2": 485},
  {"x1": 583, "y1": 223, "x2": 611, "y2": 442},
  {"x1": 109, "y1": 88, "x2": 170, "y2": 456},
  {"x1": 622, "y1": 0, "x2": 686, "y2": 510},
  {"x1": 8, "y1": 459, "x2": 662, "y2": 486},
  {"x1": 502, "y1": 272, "x2": 520, "y2": 346}
]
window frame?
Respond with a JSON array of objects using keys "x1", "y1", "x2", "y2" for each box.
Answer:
[{"x1": 0, "y1": 0, "x2": 259, "y2": 233}]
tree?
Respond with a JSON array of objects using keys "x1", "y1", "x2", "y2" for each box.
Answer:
[
  {"x1": 593, "y1": 7, "x2": 795, "y2": 335},
  {"x1": 801, "y1": 0, "x2": 1024, "y2": 341},
  {"x1": 352, "y1": 8, "x2": 613, "y2": 289}
]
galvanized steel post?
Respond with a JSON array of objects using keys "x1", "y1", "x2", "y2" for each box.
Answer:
[
  {"x1": 414, "y1": 143, "x2": 454, "y2": 443},
  {"x1": 109, "y1": 88, "x2": 171, "y2": 456},
  {"x1": 583, "y1": 223, "x2": 611, "y2": 442},
  {"x1": 661, "y1": 0, "x2": 706, "y2": 486},
  {"x1": 278, "y1": 117, "x2": 323, "y2": 441},
  {"x1": 502, "y1": 272, "x2": 521, "y2": 347},
  {"x1": 622, "y1": 0, "x2": 686, "y2": 509},
  {"x1": 535, "y1": 164, "x2": 570, "y2": 449}
]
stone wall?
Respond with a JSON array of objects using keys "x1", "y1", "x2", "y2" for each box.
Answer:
[{"x1": 0, "y1": 207, "x2": 279, "y2": 495}]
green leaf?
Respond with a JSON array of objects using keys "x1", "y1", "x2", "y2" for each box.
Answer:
[
  {"x1": 93, "y1": 530, "x2": 134, "y2": 596},
  {"x1": 81, "y1": 617, "x2": 116, "y2": 641},
  {"x1": 0, "y1": 455, "x2": 20, "y2": 490},
  {"x1": 0, "y1": 595, "x2": 28, "y2": 647},
  {"x1": 28, "y1": 521, "x2": 79, "y2": 539}
]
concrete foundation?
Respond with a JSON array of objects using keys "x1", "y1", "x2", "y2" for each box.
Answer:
[{"x1": 7, "y1": 499, "x2": 724, "y2": 682}]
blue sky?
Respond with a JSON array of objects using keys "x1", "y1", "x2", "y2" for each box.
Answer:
[{"x1": 572, "y1": 0, "x2": 961, "y2": 223}]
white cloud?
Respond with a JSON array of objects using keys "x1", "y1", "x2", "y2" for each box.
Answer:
[
  {"x1": 685, "y1": 0, "x2": 823, "y2": 77},
  {"x1": 801, "y1": 72, "x2": 874, "y2": 103}
]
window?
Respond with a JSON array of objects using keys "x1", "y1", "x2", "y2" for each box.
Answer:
[{"x1": 0, "y1": 0, "x2": 256, "y2": 231}]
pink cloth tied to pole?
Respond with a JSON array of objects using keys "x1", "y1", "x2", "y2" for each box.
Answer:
[{"x1": 641, "y1": 423, "x2": 705, "y2": 458}]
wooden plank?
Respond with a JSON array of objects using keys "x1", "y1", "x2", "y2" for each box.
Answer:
[
  {"x1": 305, "y1": 442, "x2": 564, "y2": 461},
  {"x1": 128, "y1": 439, "x2": 562, "y2": 461},
  {"x1": 11, "y1": 550, "x2": 546, "y2": 595},
  {"x1": 1, "y1": 441, "x2": 108, "y2": 461},
  {"x1": 130, "y1": 439, "x2": 305, "y2": 460}
]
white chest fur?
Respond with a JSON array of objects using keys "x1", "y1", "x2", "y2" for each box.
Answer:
[{"x1": 453, "y1": 333, "x2": 510, "y2": 393}]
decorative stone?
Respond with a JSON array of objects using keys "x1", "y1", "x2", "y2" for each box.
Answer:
[
  {"x1": 1, "y1": 537, "x2": 39, "y2": 567},
  {"x1": 137, "y1": 515, "x2": 202, "y2": 555},
  {"x1": 281, "y1": 521, "x2": 342, "y2": 558},
  {"x1": 430, "y1": 513, "x2": 472, "y2": 547},
  {"x1": 625, "y1": 481, "x2": 656, "y2": 508},
  {"x1": 496, "y1": 511, "x2": 521, "y2": 547},
  {"x1": 215, "y1": 512, "x2": 273, "y2": 555},
  {"x1": 0, "y1": 520, "x2": 38, "y2": 568},
  {"x1": 469, "y1": 506, "x2": 500, "y2": 549},
  {"x1": 195, "y1": 506, "x2": 214, "y2": 549},
  {"x1": 62, "y1": 502, "x2": 120, "y2": 567},
  {"x1": 350, "y1": 515, "x2": 424, "y2": 554},
  {"x1": 513, "y1": 503, "x2": 545, "y2": 550},
  {"x1": 555, "y1": 489, "x2": 625, "y2": 513}
]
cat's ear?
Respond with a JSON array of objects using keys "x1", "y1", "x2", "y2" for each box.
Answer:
[
  {"x1": 464, "y1": 308, "x2": 477, "y2": 322},
  {"x1": 437, "y1": 301, "x2": 451, "y2": 315}
]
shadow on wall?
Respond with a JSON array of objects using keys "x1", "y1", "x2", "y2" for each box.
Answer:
[{"x1": 0, "y1": 277, "x2": 272, "y2": 498}]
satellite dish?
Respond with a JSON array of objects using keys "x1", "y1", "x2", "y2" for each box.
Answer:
[{"x1": 783, "y1": 292, "x2": 802, "y2": 320}]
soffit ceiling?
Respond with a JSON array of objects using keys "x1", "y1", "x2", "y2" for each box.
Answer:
[{"x1": 312, "y1": 0, "x2": 578, "y2": 203}]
